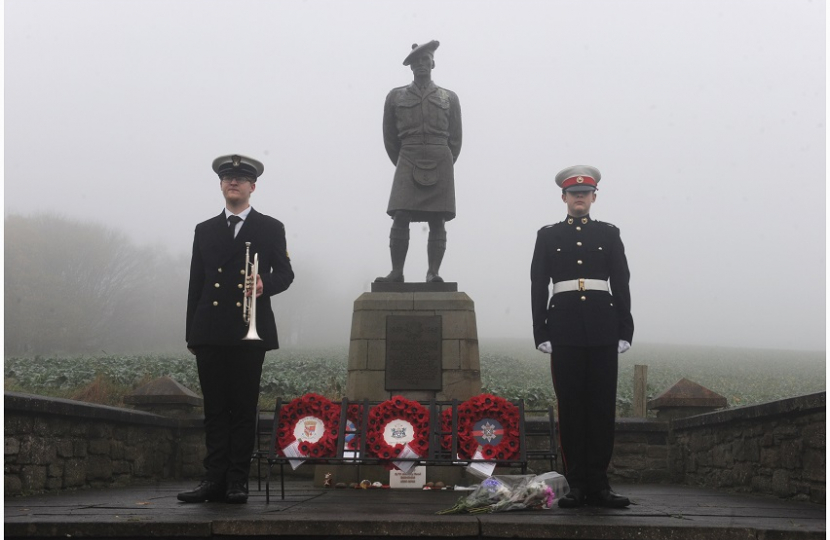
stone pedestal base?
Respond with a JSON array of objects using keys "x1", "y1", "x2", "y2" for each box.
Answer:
[
  {"x1": 346, "y1": 289, "x2": 481, "y2": 402},
  {"x1": 316, "y1": 288, "x2": 482, "y2": 488}
]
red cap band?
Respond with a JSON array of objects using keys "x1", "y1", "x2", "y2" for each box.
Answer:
[{"x1": 560, "y1": 175, "x2": 597, "y2": 189}]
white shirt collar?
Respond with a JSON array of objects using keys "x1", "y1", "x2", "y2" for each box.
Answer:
[{"x1": 224, "y1": 206, "x2": 253, "y2": 220}]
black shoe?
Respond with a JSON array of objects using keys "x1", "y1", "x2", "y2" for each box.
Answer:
[
  {"x1": 177, "y1": 480, "x2": 225, "y2": 503},
  {"x1": 587, "y1": 488, "x2": 630, "y2": 508},
  {"x1": 558, "y1": 487, "x2": 586, "y2": 508},
  {"x1": 225, "y1": 482, "x2": 249, "y2": 504}
]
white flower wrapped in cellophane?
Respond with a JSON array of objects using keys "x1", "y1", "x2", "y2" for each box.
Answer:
[{"x1": 437, "y1": 472, "x2": 569, "y2": 514}]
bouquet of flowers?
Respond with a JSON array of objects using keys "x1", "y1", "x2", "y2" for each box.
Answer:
[{"x1": 437, "y1": 472, "x2": 569, "y2": 514}]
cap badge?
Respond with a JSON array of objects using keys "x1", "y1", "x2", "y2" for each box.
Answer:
[
  {"x1": 232, "y1": 156, "x2": 241, "y2": 167},
  {"x1": 576, "y1": 176, "x2": 584, "y2": 183}
]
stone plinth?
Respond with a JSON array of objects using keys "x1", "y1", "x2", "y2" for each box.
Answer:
[{"x1": 346, "y1": 288, "x2": 480, "y2": 402}]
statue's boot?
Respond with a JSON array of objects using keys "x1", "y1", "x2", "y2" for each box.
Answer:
[
  {"x1": 425, "y1": 230, "x2": 447, "y2": 283},
  {"x1": 375, "y1": 228, "x2": 409, "y2": 282}
]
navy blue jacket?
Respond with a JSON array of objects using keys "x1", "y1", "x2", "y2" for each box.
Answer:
[
  {"x1": 186, "y1": 208, "x2": 294, "y2": 349},
  {"x1": 531, "y1": 215, "x2": 633, "y2": 348}
]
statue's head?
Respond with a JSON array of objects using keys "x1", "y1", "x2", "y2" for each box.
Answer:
[{"x1": 404, "y1": 41, "x2": 439, "y2": 77}]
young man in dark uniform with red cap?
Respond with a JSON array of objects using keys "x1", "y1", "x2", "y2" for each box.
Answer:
[
  {"x1": 530, "y1": 165, "x2": 633, "y2": 508},
  {"x1": 178, "y1": 154, "x2": 294, "y2": 504}
]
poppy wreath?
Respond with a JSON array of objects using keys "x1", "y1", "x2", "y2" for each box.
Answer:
[
  {"x1": 366, "y1": 395, "x2": 430, "y2": 467},
  {"x1": 276, "y1": 393, "x2": 341, "y2": 460},
  {"x1": 442, "y1": 394, "x2": 521, "y2": 461}
]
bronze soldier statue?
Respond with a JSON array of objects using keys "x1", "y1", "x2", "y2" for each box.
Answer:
[{"x1": 376, "y1": 40, "x2": 462, "y2": 283}]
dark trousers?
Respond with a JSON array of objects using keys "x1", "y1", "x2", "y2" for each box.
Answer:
[
  {"x1": 195, "y1": 346, "x2": 265, "y2": 485},
  {"x1": 550, "y1": 344, "x2": 618, "y2": 493}
]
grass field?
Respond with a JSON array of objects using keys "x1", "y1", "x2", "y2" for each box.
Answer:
[
  {"x1": 4, "y1": 340, "x2": 825, "y2": 415},
  {"x1": 479, "y1": 339, "x2": 826, "y2": 415}
]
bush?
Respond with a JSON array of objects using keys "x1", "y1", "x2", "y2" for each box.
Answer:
[{"x1": 4, "y1": 342, "x2": 825, "y2": 413}]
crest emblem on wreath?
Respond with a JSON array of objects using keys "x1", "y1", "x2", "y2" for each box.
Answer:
[
  {"x1": 303, "y1": 419, "x2": 319, "y2": 439},
  {"x1": 391, "y1": 426, "x2": 408, "y2": 439},
  {"x1": 472, "y1": 418, "x2": 504, "y2": 446}
]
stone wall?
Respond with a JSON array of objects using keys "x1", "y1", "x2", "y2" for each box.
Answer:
[
  {"x1": 609, "y1": 418, "x2": 669, "y2": 484},
  {"x1": 669, "y1": 392, "x2": 825, "y2": 504},
  {"x1": 523, "y1": 417, "x2": 670, "y2": 484},
  {"x1": 6, "y1": 389, "x2": 825, "y2": 504},
  {"x1": 4, "y1": 392, "x2": 204, "y2": 496}
]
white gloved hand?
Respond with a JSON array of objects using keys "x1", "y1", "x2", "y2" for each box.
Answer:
[
  {"x1": 618, "y1": 340, "x2": 631, "y2": 354},
  {"x1": 537, "y1": 341, "x2": 552, "y2": 354}
]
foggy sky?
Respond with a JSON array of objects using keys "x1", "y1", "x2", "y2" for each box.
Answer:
[{"x1": 4, "y1": 0, "x2": 826, "y2": 351}]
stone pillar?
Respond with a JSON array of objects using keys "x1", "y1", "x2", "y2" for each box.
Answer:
[
  {"x1": 647, "y1": 378, "x2": 728, "y2": 421},
  {"x1": 346, "y1": 282, "x2": 481, "y2": 402},
  {"x1": 124, "y1": 376, "x2": 203, "y2": 418}
]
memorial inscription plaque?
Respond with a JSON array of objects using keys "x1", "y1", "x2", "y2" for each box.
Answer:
[{"x1": 385, "y1": 315, "x2": 442, "y2": 391}]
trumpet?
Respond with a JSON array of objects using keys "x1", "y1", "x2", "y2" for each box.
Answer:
[{"x1": 242, "y1": 242, "x2": 263, "y2": 341}]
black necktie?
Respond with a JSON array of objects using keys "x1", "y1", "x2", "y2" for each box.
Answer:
[{"x1": 227, "y1": 215, "x2": 242, "y2": 238}]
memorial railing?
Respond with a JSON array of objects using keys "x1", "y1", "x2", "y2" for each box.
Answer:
[{"x1": 255, "y1": 396, "x2": 558, "y2": 502}]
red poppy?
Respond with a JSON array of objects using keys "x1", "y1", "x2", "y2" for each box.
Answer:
[{"x1": 345, "y1": 404, "x2": 365, "y2": 451}]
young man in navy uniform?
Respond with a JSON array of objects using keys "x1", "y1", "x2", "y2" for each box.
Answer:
[
  {"x1": 530, "y1": 165, "x2": 633, "y2": 508},
  {"x1": 179, "y1": 154, "x2": 294, "y2": 504}
]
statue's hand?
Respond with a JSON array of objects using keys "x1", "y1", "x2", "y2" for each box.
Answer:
[{"x1": 537, "y1": 341, "x2": 552, "y2": 354}]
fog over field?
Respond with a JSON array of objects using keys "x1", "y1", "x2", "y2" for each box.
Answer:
[{"x1": 4, "y1": 0, "x2": 825, "y2": 354}]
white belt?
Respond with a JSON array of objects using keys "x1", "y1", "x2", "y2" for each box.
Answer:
[{"x1": 552, "y1": 278, "x2": 609, "y2": 295}]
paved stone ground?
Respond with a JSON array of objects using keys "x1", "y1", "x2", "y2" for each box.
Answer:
[{"x1": 4, "y1": 480, "x2": 825, "y2": 539}]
